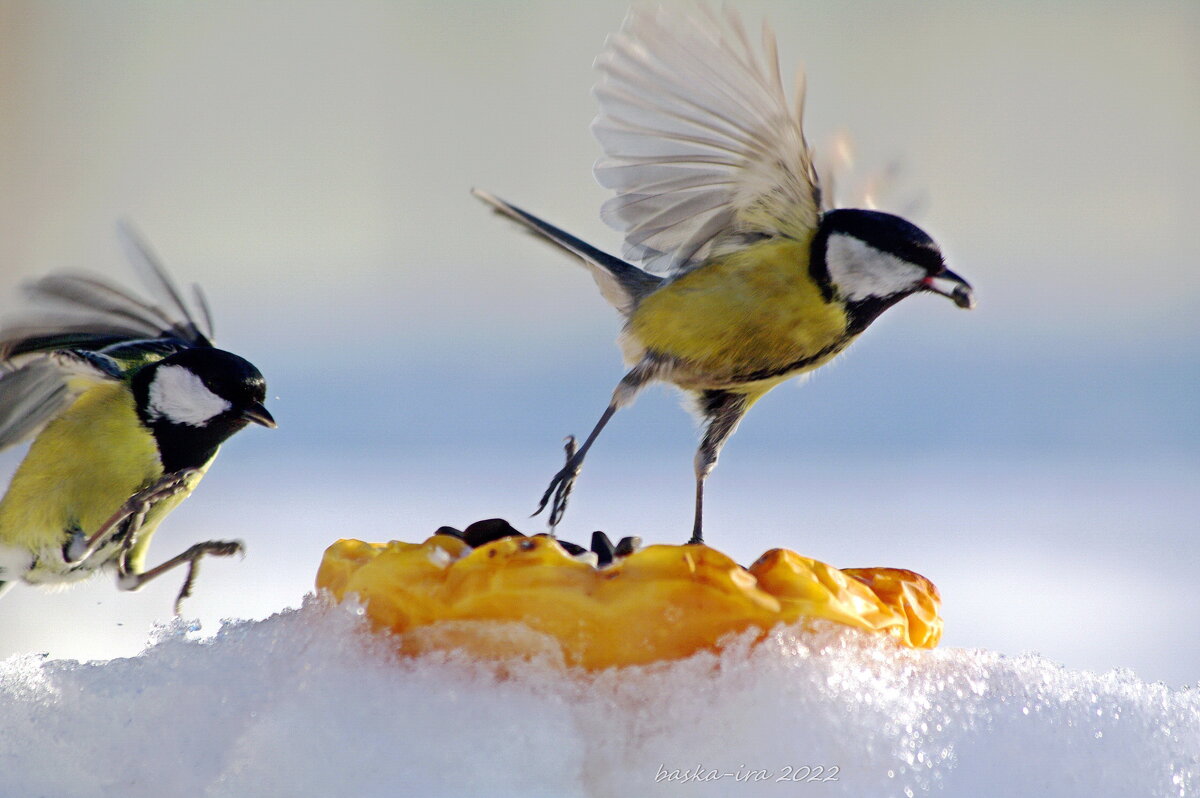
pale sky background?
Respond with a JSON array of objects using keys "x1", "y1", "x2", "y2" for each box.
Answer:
[{"x1": 0, "y1": 1, "x2": 1197, "y2": 684}]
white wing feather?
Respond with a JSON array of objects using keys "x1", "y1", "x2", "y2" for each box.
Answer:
[{"x1": 592, "y1": 4, "x2": 821, "y2": 274}]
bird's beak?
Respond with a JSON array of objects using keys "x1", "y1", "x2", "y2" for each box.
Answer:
[
  {"x1": 242, "y1": 402, "x2": 277, "y2": 429},
  {"x1": 923, "y1": 268, "x2": 976, "y2": 310}
]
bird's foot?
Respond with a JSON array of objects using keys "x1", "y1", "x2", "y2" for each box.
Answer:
[
  {"x1": 171, "y1": 540, "x2": 245, "y2": 614},
  {"x1": 533, "y1": 436, "x2": 580, "y2": 532},
  {"x1": 116, "y1": 538, "x2": 244, "y2": 614}
]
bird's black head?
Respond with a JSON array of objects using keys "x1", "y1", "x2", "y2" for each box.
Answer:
[
  {"x1": 131, "y1": 348, "x2": 275, "y2": 472},
  {"x1": 811, "y1": 208, "x2": 974, "y2": 334}
]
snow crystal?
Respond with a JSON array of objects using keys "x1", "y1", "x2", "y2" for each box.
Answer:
[{"x1": 0, "y1": 599, "x2": 1196, "y2": 798}]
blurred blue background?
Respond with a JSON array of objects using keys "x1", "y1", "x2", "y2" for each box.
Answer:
[{"x1": 1, "y1": 0, "x2": 1197, "y2": 685}]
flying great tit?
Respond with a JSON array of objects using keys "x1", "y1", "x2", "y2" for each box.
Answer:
[
  {"x1": 0, "y1": 225, "x2": 276, "y2": 612},
  {"x1": 475, "y1": 5, "x2": 975, "y2": 544}
]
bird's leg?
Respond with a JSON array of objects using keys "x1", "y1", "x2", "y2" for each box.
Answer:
[
  {"x1": 689, "y1": 391, "x2": 749, "y2": 545},
  {"x1": 535, "y1": 359, "x2": 658, "y2": 531},
  {"x1": 64, "y1": 469, "x2": 200, "y2": 566},
  {"x1": 116, "y1": 539, "x2": 245, "y2": 615}
]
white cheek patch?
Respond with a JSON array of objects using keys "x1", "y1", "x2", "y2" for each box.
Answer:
[
  {"x1": 147, "y1": 364, "x2": 231, "y2": 427},
  {"x1": 826, "y1": 234, "x2": 925, "y2": 301}
]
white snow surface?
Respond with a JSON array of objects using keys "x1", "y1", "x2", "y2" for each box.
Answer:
[{"x1": 1, "y1": 598, "x2": 1196, "y2": 798}]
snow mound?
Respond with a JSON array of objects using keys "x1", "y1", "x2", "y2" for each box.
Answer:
[{"x1": 1, "y1": 599, "x2": 1196, "y2": 798}]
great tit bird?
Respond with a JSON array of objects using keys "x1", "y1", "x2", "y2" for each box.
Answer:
[
  {"x1": 475, "y1": 5, "x2": 974, "y2": 545},
  {"x1": 0, "y1": 225, "x2": 276, "y2": 612}
]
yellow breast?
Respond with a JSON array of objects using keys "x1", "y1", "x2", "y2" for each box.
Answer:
[
  {"x1": 627, "y1": 238, "x2": 850, "y2": 386},
  {"x1": 0, "y1": 382, "x2": 165, "y2": 552}
]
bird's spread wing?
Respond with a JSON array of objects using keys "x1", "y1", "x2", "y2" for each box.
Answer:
[
  {"x1": 592, "y1": 4, "x2": 821, "y2": 274},
  {"x1": 116, "y1": 221, "x2": 214, "y2": 345},
  {"x1": 0, "y1": 223, "x2": 213, "y2": 362},
  {"x1": 0, "y1": 224, "x2": 214, "y2": 450}
]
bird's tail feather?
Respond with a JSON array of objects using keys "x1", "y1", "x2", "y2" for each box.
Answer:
[{"x1": 472, "y1": 188, "x2": 662, "y2": 315}]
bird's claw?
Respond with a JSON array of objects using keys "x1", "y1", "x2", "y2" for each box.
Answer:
[
  {"x1": 172, "y1": 539, "x2": 244, "y2": 615},
  {"x1": 533, "y1": 463, "x2": 580, "y2": 528},
  {"x1": 533, "y1": 436, "x2": 581, "y2": 531}
]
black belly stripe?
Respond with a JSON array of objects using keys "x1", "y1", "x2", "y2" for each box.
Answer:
[
  {"x1": 728, "y1": 338, "x2": 853, "y2": 384},
  {"x1": 722, "y1": 293, "x2": 903, "y2": 384},
  {"x1": 644, "y1": 334, "x2": 854, "y2": 390}
]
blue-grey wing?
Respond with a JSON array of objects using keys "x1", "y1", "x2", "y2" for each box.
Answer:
[{"x1": 0, "y1": 351, "x2": 123, "y2": 451}]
